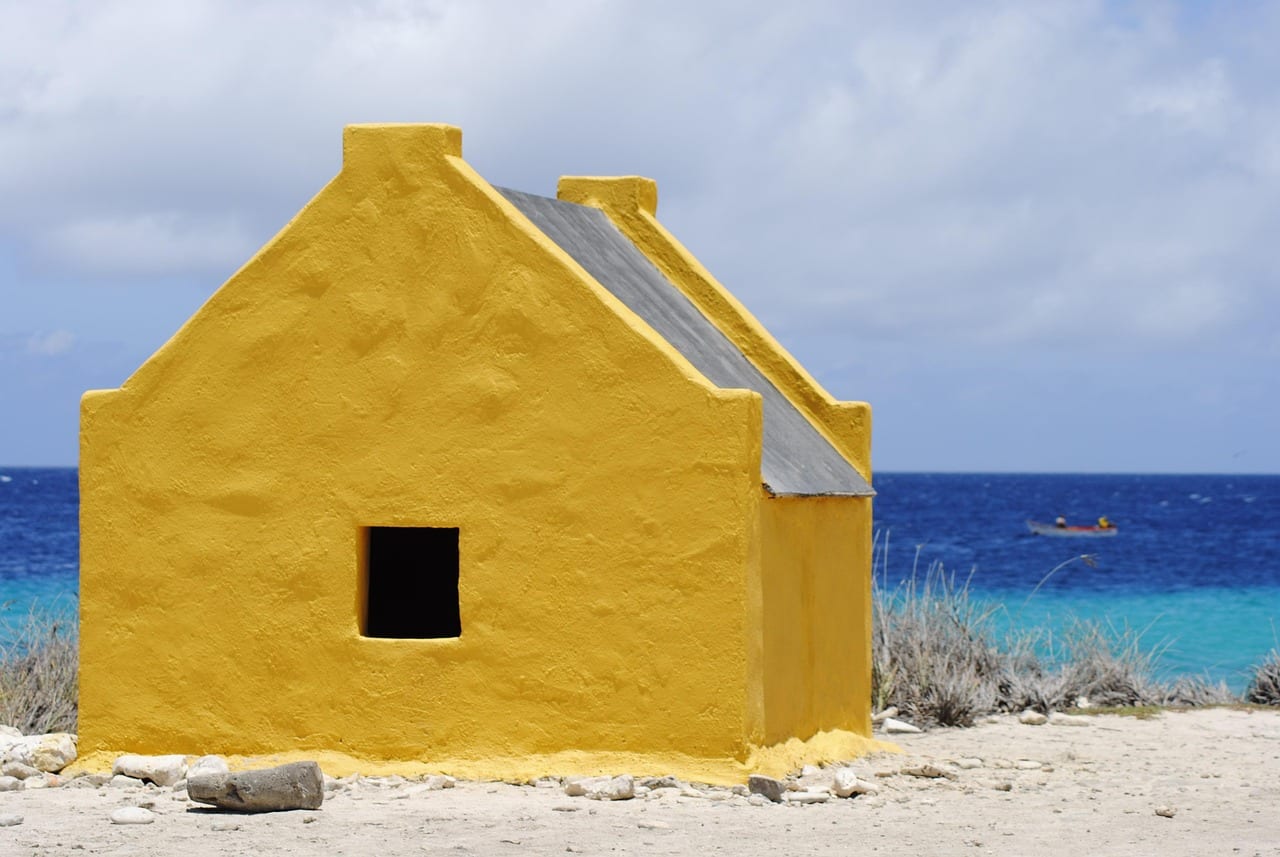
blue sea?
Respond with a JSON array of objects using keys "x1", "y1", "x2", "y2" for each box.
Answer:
[{"x1": 1, "y1": 468, "x2": 1277, "y2": 690}]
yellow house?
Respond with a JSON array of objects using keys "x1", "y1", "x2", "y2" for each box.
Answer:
[{"x1": 78, "y1": 124, "x2": 876, "y2": 783}]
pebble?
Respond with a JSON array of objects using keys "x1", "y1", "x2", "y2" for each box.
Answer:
[
  {"x1": 1155, "y1": 806, "x2": 1177, "y2": 818},
  {"x1": 783, "y1": 789, "x2": 831, "y2": 804},
  {"x1": 211, "y1": 820, "x2": 242, "y2": 832},
  {"x1": 110, "y1": 775, "x2": 146, "y2": 789},
  {"x1": 109, "y1": 807, "x2": 156, "y2": 825},
  {"x1": 637, "y1": 820, "x2": 670, "y2": 830},
  {"x1": 585, "y1": 775, "x2": 635, "y2": 801},
  {"x1": 832, "y1": 768, "x2": 878, "y2": 797},
  {"x1": 955, "y1": 758, "x2": 983, "y2": 770},
  {"x1": 1015, "y1": 760, "x2": 1043, "y2": 771},
  {"x1": 422, "y1": 774, "x2": 456, "y2": 790},
  {"x1": 1018, "y1": 709, "x2": 1048, "y2": 726},
  {"x1": 187, "y1": 755, "x2": 230, "y2": 780},
  {"x1": 747, "y1": 793, "x2": 771, "y2": 806},
  {"x1": 0, "y1": 813, "x2": 23, "y2": 827},
  {"x1": 882, "y1": 718, "x2": 923, "y2": 734},
  {"x1": 902, "y1": 764, "x2": 956, "y2": 780},
  {"x1": 0, "y1": 776, "x2": 21, "y2": 792}
]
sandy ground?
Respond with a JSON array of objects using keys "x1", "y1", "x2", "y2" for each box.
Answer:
[{"x1": 2, "y1": 708, "x2": 1279, "y2": 857}]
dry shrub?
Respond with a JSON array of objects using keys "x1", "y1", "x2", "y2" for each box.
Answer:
[
  {"x1": 1245, "y1": 651, "x2": 1280, "y2": 705},
  {"x1": 0, "y1": 601, "x2": 78, "y2": 734},
  {"x1": 871, "y1": 533, "x2": 1241, "y2": 725}
]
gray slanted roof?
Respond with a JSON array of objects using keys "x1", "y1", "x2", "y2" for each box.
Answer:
[{"x1": 498, "y1": 187, "x2": 873, "y2": 498}]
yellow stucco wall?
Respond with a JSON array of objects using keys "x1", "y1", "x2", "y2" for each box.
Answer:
[
  {"x1": 758, "y1": 495, "x2": 873, "y2": 745},
  {"x1": 79, "y1": 124, "x2": 880, "y2": 783}
]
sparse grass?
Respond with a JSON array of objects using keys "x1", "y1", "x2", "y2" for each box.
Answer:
[
  {"x1": 1245, "y1": 650, "x2": 1280, "y2": 705},
  {"x1": 0, "y1": 601, "x2": 78, "y2": 735},
  {"x1": 871, "y1": 533, "x2": 1242, "y2": 727}
]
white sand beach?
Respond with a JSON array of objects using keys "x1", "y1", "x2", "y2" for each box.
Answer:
[{"x1": 2, "y1": 707, "x2": 1278, "y2": 856}]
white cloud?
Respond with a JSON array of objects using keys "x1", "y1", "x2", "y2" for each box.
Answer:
[{"x1": 25, "y1": 329, "x2": 75, "y2": 356}]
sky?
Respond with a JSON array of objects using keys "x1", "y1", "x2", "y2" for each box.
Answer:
[{"x1": 1, "y1": 0, "x2": 1277, "y2": 473}]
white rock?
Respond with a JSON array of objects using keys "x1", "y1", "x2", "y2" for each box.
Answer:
[
  {"x1": 422, "y1": 774, "x2": 455, "y2": 790},
  {"x1": 211, "y1": 820, "x2": 242, "y2": 832},
  {"x1": 832, "y1": 768, "x2": 878, "y2": 797},
  {"x1": 1155, "y1": 805, "x2": 1177, "y2": 818},
  {"x1": 110, "y1": 774, "x2": 146, "y2": 789},
  {"x1": 871, "y1": 706, "x2": 899, "y2": 723},
  {"x1": 187, "y1": 755, "x2": 229, "y2": 779},
  {"x1": 1015, "y1": 760, "x2": 1043, "y2": 770},
  {"x1": 1, "y1": 761, "x2": 42, "y2": 779},
  {"x1": 882, "y1": 718, "x2": 922, "y2": 734},
  {"x1": 109, "y1": 807, "x2": 156, "y2": 825},
  {"x1": 1049, "y1": 712, "x2": 1090, "y2": 727},
  {"x1": 800, "y1": 764, "x2": 823, "y2": 778},
  {"x1": 22, "y1": 774, "x2": 52, "y2": 789},
  {"x1": 4, "y1": 733, "x2": 77, "y2": 773},
  {"x1": 586, "y1": 775, "x2": 635, "y2": 801},
  {"x1": 0, "y1": 813, "x2": 23, "y2": 827},
  {"x1": 0, "y1": 776, "x2": 21, "y2": 792},
  {"x1": 0, "y1": 725, "x2": 22, "y2": 739},
  {"x1": 1018, "y1": 709, "x2": 1048, "y2": 726},
  {"x1": 563, "y1": 776, "x2": 605, "y2": 797},
  {"x1": 1075, "y1": 696, "x2": 1092, "y2": 709},
  {"x1": 746, "y1": 793, "x2": 770, "y2": 806},
  {"x1": 783, "y1": 789, "x2": 831, "y2": 804},
  {"x1": 113, "y1": 754, "x2": 188, "y2": 787},
  {"x1": 955, "y1": 758, "x2": 984, "y2": 769}
]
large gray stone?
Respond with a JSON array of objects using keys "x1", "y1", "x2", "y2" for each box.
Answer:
[
  {"x1": 747, "y1": 774, "x2": 786, "y2": 803},
  {"x1": 187, "y1": 762, "x2": 324, "y2": 812}
]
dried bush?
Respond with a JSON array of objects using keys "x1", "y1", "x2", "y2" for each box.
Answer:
[
  {"x1": 0, "y1": 602, "x2": 78, "y2": 735},
  {"x1": 1245, "y1": 651, "x2": 1280, "y2": 705}
]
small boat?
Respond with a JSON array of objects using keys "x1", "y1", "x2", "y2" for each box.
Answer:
[{"x1": 1027, "y1": 520, "x2": 1118, "y2": 537}]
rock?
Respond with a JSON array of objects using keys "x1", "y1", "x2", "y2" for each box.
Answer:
[
  {"x1": 109, "y1": 807, "x2": 156, "y2": 825},
  {"x1": 422, "y1": 774, "x2": 455, "y2": 790},
  {"x1": 1015, "y1": 760, "x2": 1043, "y2": 771},
  {"x1": 187, "y1": 761, "x2": 325, "y2": 812},
  {"x1": 0, "y1": 813, "x2": 23, "y2": 827},
  {"x1": 110, "y1": 774, "x2": 146, "y2": 788},
  {"x1": 871, "y1": 706, "x2": 899, "y2": 723},
  {"x1": 187, "y1": 755, "x2": 230, "y2": 779},
  {"x1": 585, "y1": 775, "x2": 634, "y2": 801},
  {"x1": 902, "y1": 764, "x2": 957, "y2": 780},
  {"x1": 746, "y1": 793, "x2": 770, "y2": 806},
  {"x1": 992, "y1": 781, "x2": 1013, "y2": 792},
  {"x1": 637, "y1": 820, "x2": 670, "y2": 830},
  {"x1": 882, "y1": 718, "x2": 922, "y2": 734},
  {"x1": 0, "y1": 725, "x2": 22, "y2": 739},
  {"x1": 639, "y1": 775, "x2": 682, "y2": 790},
  {"x1": 114, "y1": 754, "x2": 188, "y2": 787},
  {"x1": 563, "y1": 776, "x2": 605, "y2": 797},
  {"x1": 3, "y1": 733, "x2": 77, "y2": 772},
  {"x1": 832, "y1": 768, "x2": 878, "y2": 797},
  {"x1": 1075, "y1": 696, "x2": 1092, "y2": 709},
  {"x1": 1018, "y1": 709, "x2": 1048, "y2": 726},
  {"x1": 1, "y1": 761, "x2": 42, "y2": 779},
  {"x1": 1049, "y1": 712, "x2": 1090, "y2": 727},
  {"x1": 747, "y1": 774, "x2": 786, "y2": 803},
  {"x1": 0, "y1": 776, "x2": 21, "y2": 792},
  {"x1": 955, "y1": 757, "x2": 983, "y2": 769},
  {"x1": 210, "y1": 820, "x2": 242, "y2": 832},
  {"x1": 783, "y1": 789, "x2": 831, "y2": 804},
  {"x1": 22, "y1": 773, "x2": 55, "y2": 789},
  {"x1": 1155, "y1": 806, "x2": 1176, "y2": 818}
]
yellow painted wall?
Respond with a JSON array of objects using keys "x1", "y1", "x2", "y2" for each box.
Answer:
[
  {"x1": 79, "y1": 124, "x2": 881, "y2": 783},
  {"x1": 758, "y1": 495, "x2": 873, "y2": 745},
  {"x1": 80, "y1": 124, "x2": 769, "y2": 782}
]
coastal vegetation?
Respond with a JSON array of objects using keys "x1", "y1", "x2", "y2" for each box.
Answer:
[
  {"x1": 870, "y1": 535, "x2": 1270, "y2": 726},
  {"x1": 0, "y1": 601, "x2": 78, "y2": 735}
]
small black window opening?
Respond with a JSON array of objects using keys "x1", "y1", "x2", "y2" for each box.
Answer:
[{"x1": 363, "y1": 526, "x2": 461, "y2": 639}]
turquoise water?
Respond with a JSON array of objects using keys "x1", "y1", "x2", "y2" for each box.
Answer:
[{"x1": 875, "y1": 472, "x2": 1280, "y2": 693}]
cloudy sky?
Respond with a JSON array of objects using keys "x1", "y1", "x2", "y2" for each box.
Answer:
[{"x1": 2, "y1": 0, "x2": 1277, "y2": 472}]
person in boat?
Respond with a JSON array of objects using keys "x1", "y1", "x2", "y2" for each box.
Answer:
[
  {"x1": 1097, "y1": 516, "x2": 1114, "y2": 529},
  {"x1": 1055, "y1": 515, "x2": 1067, "y2": 528}
]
